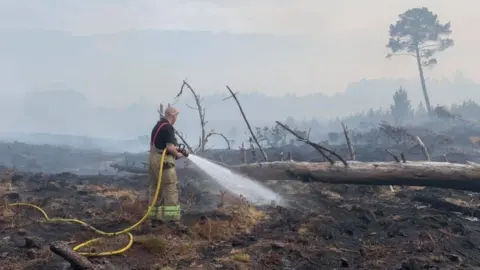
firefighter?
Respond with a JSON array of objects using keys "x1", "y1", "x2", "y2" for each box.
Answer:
[{"x1": 148, "y1": 106, "x2": 188, "y2": 227}]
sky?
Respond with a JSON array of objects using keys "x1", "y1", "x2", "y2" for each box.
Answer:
[{"x1": 0, "y1": 0, "x2": 478, "y2": 101}]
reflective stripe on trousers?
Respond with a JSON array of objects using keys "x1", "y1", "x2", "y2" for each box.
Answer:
[{"x1": 147, "y1": 147, "x2": 180, "y2": 221}]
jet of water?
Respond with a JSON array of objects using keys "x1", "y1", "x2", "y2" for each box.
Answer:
[{"x1": 187, "y1": 154, "x2": 283, "y2": 205}]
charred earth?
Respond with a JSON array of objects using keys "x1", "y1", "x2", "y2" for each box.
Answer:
[{"x1": 1, "y1": 121, "x2": 480, "y2": 269}]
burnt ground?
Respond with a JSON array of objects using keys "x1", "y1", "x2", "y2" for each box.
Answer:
[{"x1": 2, "y1": 167, "x2": 480, "y2": 270}]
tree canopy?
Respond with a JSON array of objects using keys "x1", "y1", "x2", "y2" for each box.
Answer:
[{"x1": 386, "y1": 7, "x2": 454, "y2": 67}]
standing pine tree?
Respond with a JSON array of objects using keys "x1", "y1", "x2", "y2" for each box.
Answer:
[
  {"x1": 386, "y1": 7, "x2": 454, "y2": 116},
  {"x1": 390, "y1": 87, "x2": 413, "y2": 125}
]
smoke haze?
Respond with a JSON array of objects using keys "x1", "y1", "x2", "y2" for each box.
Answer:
[{"x1": 0, "y1": 1, "x2": 478, "y2": 151}]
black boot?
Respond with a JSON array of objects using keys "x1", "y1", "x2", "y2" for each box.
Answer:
[
  {"x1": 167, "y1": 220, "x2": 188, "y2": 234},
  {"x1": 149, "y1": 219, "x2": 165, "y2": 228}
]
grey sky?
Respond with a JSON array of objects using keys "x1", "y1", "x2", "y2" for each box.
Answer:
[{"x1": 0, "y1": 0, "x2": 478, "y2": 100}]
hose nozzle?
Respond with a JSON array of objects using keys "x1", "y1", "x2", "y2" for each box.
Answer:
[{"x1": 178, "y1": 144, "x2": 189, "y2": 158}]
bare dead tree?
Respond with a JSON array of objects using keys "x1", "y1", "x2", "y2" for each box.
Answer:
[
  {"x1": 379, "y1": 122, "x2": 416, "y2": 145},
  {"x1": 275, "y1": 121, "x2": 347, "y2": 166},
  {"x1": 249, "y1": 137, "x2": 257, "y2": 163},
  {"x1": 415, "y1": 136, "x2": 431, "y2": 161},
  {"x1": 216, "y1": 153, "x2": 225, "y2": 164},
  {"x1": 341, "y1": 122, "x2": 356, "y2": 160},
  {"x1": 385, "y1": 149, "x2": 400, "y2": 162},
  {"x1": 205, "y1": 132, "x2": 231, "y2": 150},
  {"x1": 239, "y1": 142, "x2": 247, "y2": 163},
  {"x1": 224, "y1": 86, "x2": 268, "y2": 161},
  {"x1": 175, "y1": 81, "x2": 207, "y2": 152},
  {"x1": 254, "y1": 125, "x2": 290, "y2": 148},
  {"x1": 157, "y1": 103, "x2": 169, "y2": 120},
  {"x1": 174, "y1": 81, "x2": 230, "y2": 153},
  {"x1": 157, "y1": 103, "x2": 194, "y2": 153}
]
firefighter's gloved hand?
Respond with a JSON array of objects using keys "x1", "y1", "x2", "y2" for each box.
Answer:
[
  {"x1": 175, "y1": 152, "x2": 184, "y2": 160},
  {"x1": 176, "y1": 144, "x2": 189, "y2": 158}
]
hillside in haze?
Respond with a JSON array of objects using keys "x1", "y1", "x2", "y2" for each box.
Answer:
[
  {"x1": 0, "y1": 28, "x2": 478, "y2": 145},
  {"x1": 1, "y1": 76, "x2": 478, "y2": 138}
]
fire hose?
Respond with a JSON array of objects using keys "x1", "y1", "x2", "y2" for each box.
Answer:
[{"x1": 7, "y1": 148, "x2": 169, "y2": 257}]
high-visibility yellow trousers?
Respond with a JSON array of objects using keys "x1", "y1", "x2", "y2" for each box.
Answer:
[{"x1": 147, "y1": 149, "x2": 181, "y2": 221}]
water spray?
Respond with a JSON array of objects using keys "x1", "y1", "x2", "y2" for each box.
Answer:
[{"x1": 187, "y1": 154, "x2": 283, "y2": 206}]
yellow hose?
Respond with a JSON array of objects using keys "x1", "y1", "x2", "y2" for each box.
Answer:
[{"x1": 7, "y1": 148, "x2": 168, "y2": 257}]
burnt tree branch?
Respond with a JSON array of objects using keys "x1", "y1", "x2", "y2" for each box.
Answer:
[
  {"x1": 385, "y1": 149, "x2": 400, "y2": 162},
  {"x1": 50, "y1": 241, "x2": 100, "y2": 270},
  {"x1": 415, "y1": 136, "x2": 431, "y2": 161},
  {"x1": 175, "y1": 80, "x2": 208, "y2": 152},
  {"x1": 275, "y1": 121, "x2": 347, "y2": 166},
  {"x1": 205, "y1": 132, "x2": 231, "y2": 150},
  {"x1": 341, "y1": 122, "x2": 356, "y2": 161},
  {"x1": 225, "y1": 85, "x2": 268, "y2": 161}
]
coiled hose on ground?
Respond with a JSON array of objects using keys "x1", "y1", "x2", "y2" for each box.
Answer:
[{"x1": 7, "y1": 148, "x2": 167, "y2": 257}]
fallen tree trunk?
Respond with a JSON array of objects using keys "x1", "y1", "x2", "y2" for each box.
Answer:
[
  {"x1": 230, "y1": 161, "x2": 480, "y2": 192},
  {"x1": 110, "y1": 160, "x2": 480, "y2": 193}
]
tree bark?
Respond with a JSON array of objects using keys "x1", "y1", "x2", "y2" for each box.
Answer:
[
  {"x1": 50, "y1": 241, "x2": 99, "y2": 270},
  {"x1": 415, "y1": 46, "x2": 432, "y2": 116},
  {"x1": 230, "y1": 161, "x2": 480, "y2": 192},
  {"x1": 110, "y1": 160, "x2": 480, "y2": 193}
]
